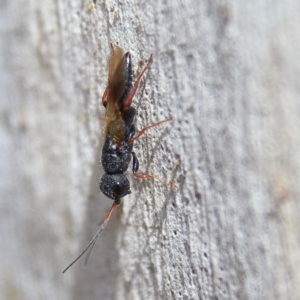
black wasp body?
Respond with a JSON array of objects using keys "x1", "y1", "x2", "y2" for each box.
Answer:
[
  {"x1": 100, "y1": 109, "x2": 136, "y2": 204},
  {"x1": 99, "y1": 47, "x2": 144, "y2": 205}
]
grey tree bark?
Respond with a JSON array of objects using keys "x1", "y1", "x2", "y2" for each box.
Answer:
[{"x1": 1, "y1": 0, "x2": 300, "y2": 299}]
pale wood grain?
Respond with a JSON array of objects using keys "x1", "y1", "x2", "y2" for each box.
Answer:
[{"x1": 1, "y1": 0, "x2": 300, "y2": 299}]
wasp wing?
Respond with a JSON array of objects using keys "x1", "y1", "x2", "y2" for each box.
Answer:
[{"x1": 104, "y1": 46, "x2": 132, "y2": 142}]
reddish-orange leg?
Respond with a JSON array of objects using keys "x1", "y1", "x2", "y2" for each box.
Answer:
[
  {"x1": 133, "y1": 172, "x2": 178, "y2": 189},
  {"x1": 131, "y1": 152, "x2": 178, "y2": 189},
  {"x1": 102, "y1": 86, "x2": 109, "y2": 107},
  {"x1": 128, "y1": 118, "x2": 172, "y2": 143},
  {"x1": 129, "y1": 118, "x2": 177, "y2": 188},
  {"x1": 123, "y1": 54, "x2": 153, "y2": 110}
]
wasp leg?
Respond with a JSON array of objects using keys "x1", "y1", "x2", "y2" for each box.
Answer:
[
  {"x1": 123, "y1": 54, "x2": 153, "y2": 110},
  {"x1": 128, "y1": 118, "x2": 172, "y2": 143},
  {"x1": 131, "y1": 152, "x2": 178, "y2": 189},
  {"x1": 131, "y1": 152, "x2": 139, "y2": 173},
  {"x1": 102, "y1": 86, "x2": 109, "y2": 107},
  {"x1": 128, "y1": 124, "x2": 136, "y2": 139}
]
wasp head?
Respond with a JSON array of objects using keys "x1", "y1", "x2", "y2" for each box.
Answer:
[{"x1": 99, "y1": 174, "x2": 131, "y2": 204}]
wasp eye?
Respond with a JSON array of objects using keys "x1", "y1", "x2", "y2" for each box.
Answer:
[{"x1": 113, "y1": 182, "x2": 126, "y2": 197}]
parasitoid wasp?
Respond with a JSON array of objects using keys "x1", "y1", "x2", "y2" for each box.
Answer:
[{"x1": 63, "y1": 44, "x2": 177, "y2": 273}]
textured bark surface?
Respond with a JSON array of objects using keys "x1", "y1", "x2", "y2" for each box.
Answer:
[{"x1": 1, "y1": 0, "x2": 300, "y2": 299}]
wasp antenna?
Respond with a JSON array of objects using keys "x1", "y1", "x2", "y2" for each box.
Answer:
[
  {"x1": 149, "y1": 53, "x2": 153, "y2": 64},
  {"x1": 62, "y1": 203, "x2": 118, "y2": 274}
]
